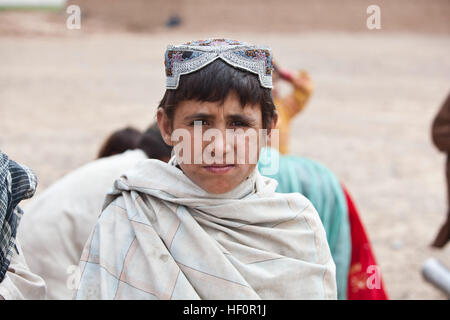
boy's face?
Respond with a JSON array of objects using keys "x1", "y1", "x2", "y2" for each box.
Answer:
[{"x1": 158, "y1": 92, "x2": 276, "y2": 194}]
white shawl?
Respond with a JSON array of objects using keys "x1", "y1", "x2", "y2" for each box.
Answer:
[{"x1": 75, "y1": 157, "x2": 336, "y2": 300}]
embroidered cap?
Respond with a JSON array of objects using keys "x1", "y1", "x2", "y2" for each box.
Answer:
[{"x1": 164, "y1": 38, "x2": 273, "y2": 89}]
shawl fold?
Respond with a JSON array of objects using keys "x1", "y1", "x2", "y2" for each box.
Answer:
[{"x1": 0, "y1": 150, "x2": 37, "y2": 283}]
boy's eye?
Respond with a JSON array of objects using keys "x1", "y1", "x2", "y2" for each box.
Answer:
[
  {"x1": 230, "y1": 121, "x2": 249, "y2": 127},
  {"x1": 190, "y1": 120, "x2": 209, "y2": 126}
]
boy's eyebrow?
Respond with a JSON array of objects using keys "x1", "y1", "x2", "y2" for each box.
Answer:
[
  {"x1": 226, "y1": 114, "x2": 256, "y2": 123},
  {"x1": 184, "y1": 113, "x2": 216, "y2": 121},
  {"x1": 184, "y1": 113, "x2": 256, "y2": 123}
]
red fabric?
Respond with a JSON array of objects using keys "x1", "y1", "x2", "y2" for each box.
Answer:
[{"x1": 342, "y1": 186, "x2": 389, "y2": 300}]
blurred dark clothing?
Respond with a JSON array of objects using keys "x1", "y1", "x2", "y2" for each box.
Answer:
[
  {"x1": 0, "y1": 150, "x2": 37, "y2": 282},
  {"x1": 431, "y1": 93, "x2": 450, "y2": 248}
]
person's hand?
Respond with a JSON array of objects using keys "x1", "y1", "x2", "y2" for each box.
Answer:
[
  {"x1": 277, "y1": 69, "x2": 294, "y2": 82},
  {"x1": 291, "y1": 71, "x2": 314, "y2": 94}
]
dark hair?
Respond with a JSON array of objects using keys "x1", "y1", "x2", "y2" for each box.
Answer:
[
  {"x1": 97, "y1": 124, "x2": 173, "y2": 161},
  {"x1": 158, "y1": 59, "x2": 276, "y2": 129},
  {"x1": 97, "y1": 127, "x2": 142, "y2": 158},
  {"x1": 137, "y1": 122, "x2": 173, "y2": 160}
]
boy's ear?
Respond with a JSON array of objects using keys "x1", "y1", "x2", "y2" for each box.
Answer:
[
  {"x1": 157, "y1": 108, "x2": 174, "y2": 146},
  {"x1": 268, "y1": 110, "x2": 279, "y2": 135},
  {"x1": 265, "y1": 110, "x2": 279, "y2": 148}
]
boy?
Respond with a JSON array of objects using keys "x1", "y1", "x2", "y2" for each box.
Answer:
[{"x1": 75, "y1": 39, "x2": 336, "y2": 300}]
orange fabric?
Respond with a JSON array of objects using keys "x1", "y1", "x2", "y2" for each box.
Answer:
[{"x1": 273, "y1": 86, "x2": 311, "y2": 154}]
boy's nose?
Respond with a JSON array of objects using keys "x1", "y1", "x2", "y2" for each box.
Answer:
[{"x1": 210, "y1": 130, "x2": 233, "y2": 157}]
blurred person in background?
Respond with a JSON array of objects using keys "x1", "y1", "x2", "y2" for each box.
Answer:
[
  {"x1": 265, "y1": 61, "x2": 388, "y2": 299},
  {"x1": 97, "y1": 126, "x2": 142, "y2": 158},
  {"x1": 0, "y1": 150, "x2": 46, "y2": 300},
  {"x1": 259, "y1": 147, "x2": 388, "y2": 300},
  {"x1": 271, "y1": 62, "x2": 314, "y2": 154},
  {"x1": 259, "y1": 147, "x2": 351, "y2": 299},
  {"x1": 97, "y1": 123, "x2": 172, "y2": 162},
  {"x1": 17, "y1": 124, "x2": 171, "y2": 299},
  {"x1": 431, "y1": 93, "x2": 450, "y2": 248}
]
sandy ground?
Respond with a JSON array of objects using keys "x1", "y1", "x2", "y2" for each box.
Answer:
[
  {"x1": 2, "y1": 0, "x2": 449, "y2": 35},
  {"x1": 1, "y1": 2, "x2": 450, "y2": 299}
]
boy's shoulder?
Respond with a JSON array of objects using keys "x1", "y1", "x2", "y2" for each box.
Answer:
[{"x1": 271, "y1": 190, "x2": 315, "y2": 215}]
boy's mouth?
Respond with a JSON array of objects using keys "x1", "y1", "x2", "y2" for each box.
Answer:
[{"x1": 202, "y1": 164, "x2": 235, "y2": 174}]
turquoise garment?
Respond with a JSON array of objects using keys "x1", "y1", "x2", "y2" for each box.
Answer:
[{"x1": 258, "y1": 147, "x2": 351, "y2": 300}]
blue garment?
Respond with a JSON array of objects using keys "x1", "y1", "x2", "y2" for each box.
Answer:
[{"x1": 258, "y1": 147, "x2": 351, "y2": 300}]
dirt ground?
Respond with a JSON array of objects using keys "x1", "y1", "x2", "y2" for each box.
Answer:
[
  {"x1": 1, "y1": 1, "x2": 450, "y2": 299},
  {"x1": 1, "y1": 0, "x2": 449, "y2": 35}
]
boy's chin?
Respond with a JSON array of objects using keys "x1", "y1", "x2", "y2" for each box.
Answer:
[{"x1": 196, "y1": 180, "x2": 233, "y2": 194}]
